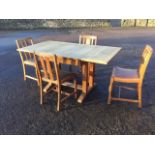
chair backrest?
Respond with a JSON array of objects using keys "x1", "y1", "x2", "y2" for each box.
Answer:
[
  {"x1": 79, "y1": 35, "x2": 97, "y2": 45},
  {"x1": 16, "y1": 37, "x2": 34, "y2": 61},
  {"x1": 138, "y1": 45, "x2": 153, "y2": 81},
  {"x1": 34, "y1": 53, "x2": 60, "y2": 83},
  {"x1": 16, "y1": 37, "x2": 33, "y2": 48}
]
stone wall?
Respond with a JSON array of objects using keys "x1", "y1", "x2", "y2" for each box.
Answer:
[
  {"x1": 0, "y1": 19, "x2": 155, "y2": 30},
  {"x1": 0, "y1": 19, "x2": 111, "y2": 30},
  {"x1": 147, "y1": 19, "x2": 155, "y2": 27},
  {"x1": 121, "y1": 19, "x2": 155, "y2": 27}
]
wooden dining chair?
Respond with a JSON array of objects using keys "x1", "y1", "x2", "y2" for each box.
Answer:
[
  {"x1": 69, "y1": 35, "x2": 97, "y2": 72},
  {"x1": 79, "y1": 35, "x2": 97, "y2": 45},
  {"x1": 79, "y1": 35, "x2": 97, "y2": 72},
  {"x1": 16, "y1": 37, "x2": 39, "y2": 85},
  {"x1": 107, "y1": 45, "x2": 153, "y2": 108},
  {"x1": 34, "y1": 53, "x2": 78, "y2": 111}
]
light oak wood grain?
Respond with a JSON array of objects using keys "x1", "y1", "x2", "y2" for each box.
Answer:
[
  {"x1": 16, "y1": 37, "x2": 40, "y2": 85},
  {"x1": 107, "y1": 45, "x2": 153, "y2": 108},
  {"x1": 17, "y1": 40, "x2": 121, "y2": 103}
]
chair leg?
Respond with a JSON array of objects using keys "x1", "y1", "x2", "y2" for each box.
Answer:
[
  {"x1": 57, "y1": 86, "x2": 61, "y2": 112},
  {"x1": 74, "y1": 79, "x2": 77, "y2": 99},
  {"x1": 40, "y1": 82, "x2": 43, "y2": 105},
  {"x1": 107, "y1": 78, "x2": 113, "y2": 104},
  {"x1": 35, "y1": 67, "x2": 40, "y2": 86},
  {"x1": 137, "y1": 83, "x2": 142, "y2": 108},
  {"x1": 22, "y1": 64, "x2": 26, "y2": 81},
  {"x1": 59, "y1": 64, "x2": 62, "y2": 70}
]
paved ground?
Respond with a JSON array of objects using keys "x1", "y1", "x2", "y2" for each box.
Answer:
[{"x1": 0, "y1": 28, "x2": 155, "y2": 134}]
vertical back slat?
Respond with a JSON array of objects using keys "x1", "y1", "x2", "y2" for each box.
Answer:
[
  {"x1": 35, "y1": 54, "x2": 60, "y2": 83},
  {"x1": 138, "y1": 45, "x2": 153, "y2": 80},
  {"x1": 20, "y1": 40, "x2": 28, "y2": 60},
  {"x1": 16, "y1": 37, "x2": 34, "y2": 61},
  {"x1": 46, "y1": 57, "x2": 54, "y2": 81},
  {"x1": 24, "y1": 39, "x2": 32, "y2": 59},
  {"x1": 79, "y1": 35, "x2": 97, "y2": 45},
  {"x1": 53, "y1": 55, "x2": 60, "y2": 83},
  {"x1": 40, "y1": 56, "x2": 49, "y2": 79},
  {"x1": 90, "y1": 37, "x2": 92, "y2": 44},
  {"x1": 23, "y1": 40, "x2": 28, "y2": 60}
]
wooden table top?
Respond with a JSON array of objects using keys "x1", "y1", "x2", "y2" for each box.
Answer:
[{"x1": 17, "y1": 40, "x2": 122, "y2": 65}]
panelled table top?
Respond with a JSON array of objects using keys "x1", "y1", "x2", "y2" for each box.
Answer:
[{"x1": 17, "y1": 40, "x2": 122, "y2": 65}]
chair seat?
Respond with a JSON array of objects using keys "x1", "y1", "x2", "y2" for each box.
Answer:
[
  {"x1": 112, "y1": 66, "x2": 139, "y2": 82},
  {"x1": 24, "y1": 59, "x2": 35, "y2": 66},
  {"x1": 42, "y1": 71, "x2": 77, "y2": 84},
  {"x1": 60, "y1": 71, "x2": 77, "y2": 83}
]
